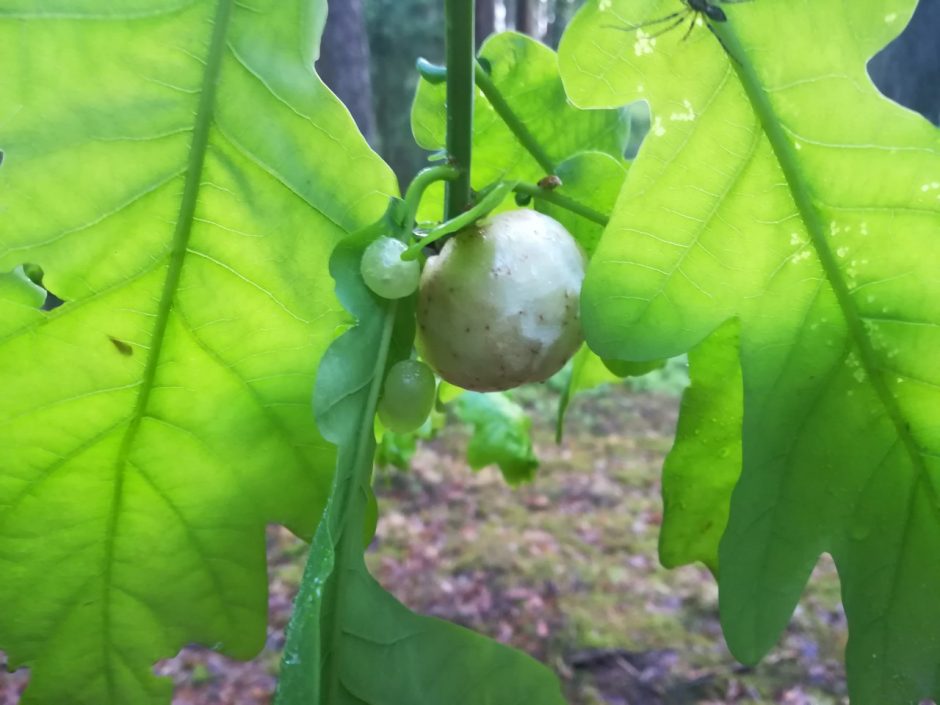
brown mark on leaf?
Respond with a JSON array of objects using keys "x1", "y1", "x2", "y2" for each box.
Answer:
[{"x1": 108, "y1": 336, "x2": 133, "y2": 356}]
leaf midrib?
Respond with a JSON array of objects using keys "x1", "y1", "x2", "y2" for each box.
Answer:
[
  {"x1": 716, "y1": 27, "x2": 936, "y2": 502},
  {"x1": 99, "y1": 0, "x2": 235, "y2": 698},
  {"x1": 326, "y1": 302, "x2": 399, "y2": 704}
]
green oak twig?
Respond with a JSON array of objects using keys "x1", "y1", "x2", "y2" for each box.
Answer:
[{"x1": 444, "y1": 0, "x2": 475, "y2": 218}]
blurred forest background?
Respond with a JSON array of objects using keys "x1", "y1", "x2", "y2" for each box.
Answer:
[
  {"x1": 318, "y1": 0, "x2": 939, "y2": 189},
  {"x1": 319, "y1": 0, "x2": 596, "y2": 186}
]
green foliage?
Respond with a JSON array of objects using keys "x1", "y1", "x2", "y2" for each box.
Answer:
[
  {"x1": 375, "y1": 424, "x2": 420, "y2": 470},
  {"x1": 536, "y1": 152, "x2": 627, "y2": 258},
  {"x1": 410, "y1": 30, "x2": 630, "y2": 242},
  {"x1": 413, "y1": 31, "x2": 629, "y2": 182},
  {"x1": 0, "y1": 1, "x2": 395, "y2": 702},
  {"x1": 4, "y1": 0, "x2": 938, "y2": 703},
  {"x1": 559, "y1": 1, "x2": 940, "y2": 702},
  {"x1": 555, "y1": 345, "x2": 664, "y2": 441},
  {"x1": 455, "y1": 391, "x2": 540, "y2": 485},
  {"x1": 658, "y1": 320, "x2": 742, "y2": 574},
  {"x1": 374, "y1": 383, "x2": 539, "y2": 479},
  {"x1": 275, "y1": 212, "x2": 565, "y2": 705}
]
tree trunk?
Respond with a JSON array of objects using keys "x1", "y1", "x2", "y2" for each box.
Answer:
[
  {"x1": 476, "y1": 0, "x2": 496, "y2": 48},
  {"x1": 546, "y1": 0, "x2": 572, "y2": 48},
  {"x1": 316, "y1": 0, "x2": 379, "y2": 146},
  {"x1": 515, "y1": 0, "x2": 534, "y2": 36}
]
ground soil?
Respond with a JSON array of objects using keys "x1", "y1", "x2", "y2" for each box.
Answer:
[{"x1": 1, "y1": 385, "x2": 850, "y2": 705}]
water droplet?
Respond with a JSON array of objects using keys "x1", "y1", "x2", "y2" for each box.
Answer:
[{"x1": 850, "y1": 522, "x2": 871, "y2": 541}]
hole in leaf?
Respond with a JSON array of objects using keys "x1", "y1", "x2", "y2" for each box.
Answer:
[
  {"x1": 867, "y1": 0, "x2": 940, "y2": 125},
  {"x1": 0, "y1": 649, "x2": 31, "y2": 701},
  {"x1": 624, "y1": 100, "x2": 651, "y2": 160},
  {"x1": 19, "y1": 263, "x2": 65, "y2": 311}
]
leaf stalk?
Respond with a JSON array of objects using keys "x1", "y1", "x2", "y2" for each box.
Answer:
[
  {"x1": 401, "y1": 165, "x2": 460, "y2": 231},
  {"x1": 513, "y1": 182, "x2": 609, "y2": 226},
  {"x1": 416, "y1": 58, "x2": 559, "y2": 177},
  {"x1": 402, "y1": 181, "x2": 516, "y2": 259},
  {"x1": 474, "y1": 61, "x2": 556, "y2": 175}
]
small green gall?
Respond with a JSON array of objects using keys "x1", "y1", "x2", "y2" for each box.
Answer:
[
  {"x1": 378, "y1": 360, "x2": 437, "y2": 433},
  {"x1": 361, "y1": 236, "x2": 420, "y2": 299}
]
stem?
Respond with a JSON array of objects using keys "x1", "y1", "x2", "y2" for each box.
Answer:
[
  {"x1": 444, "y1": 0, "x2": 475, "y2": 218},
  {"x1": 513, "y1": 182, "x2": 609, "y2": 226},
  {"x1": 344, "y1": 300, "x2": 399, "y2": 546},
  {"x1": 274, "y1": 295, "x2": 398, "y2": 705},
  {"x1": 474, "y1": 62, "x2": 556, "y2": 175},
  {"x1": 401, "y1": 165, "x2": 460, "y2": 231}
]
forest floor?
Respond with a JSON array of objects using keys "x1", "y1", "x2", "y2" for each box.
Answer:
[{"x1": 1, "y1": 383, "x2": 850, "y2": 705}]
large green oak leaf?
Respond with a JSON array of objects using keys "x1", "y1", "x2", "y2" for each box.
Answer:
[
  {"x1": 559, "y1": 1, "x2": 940, "y2": 703},
  {"x1": 0, "y1": 1, "x2": 396, "y2": 703}
]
